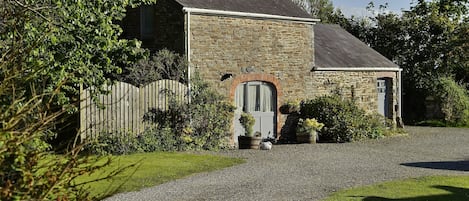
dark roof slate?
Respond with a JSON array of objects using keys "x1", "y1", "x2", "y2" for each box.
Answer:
[
  {"x1": 175, "y1": 0, "x2": 312, "y2": 18},
  {"x1": 314, "y1": 24, "x2": 398, "y2": 68}
]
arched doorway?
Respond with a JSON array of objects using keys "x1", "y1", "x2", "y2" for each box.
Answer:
[{"x1": 234, "y1": 81, "x2": 277, "y2": 144}]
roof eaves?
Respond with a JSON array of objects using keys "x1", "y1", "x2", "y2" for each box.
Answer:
[
  {"x1": 182, "y1": 7, "x2": 320, "y2": 24},
  {"x1": 312, "y1": 67, "x2": 402, "y2": 72}
]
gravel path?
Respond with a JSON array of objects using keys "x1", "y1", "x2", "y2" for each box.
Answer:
[{"x1": 105, "y1": 127, "x2": 469, "y2": 201}]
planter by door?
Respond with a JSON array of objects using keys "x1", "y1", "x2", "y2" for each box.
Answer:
[
  {"x1": 238, "y1": 136, "x2": 262, "y2": 149},
  {"x1": 296, "y1": 131, "x2": 317, "y2": 144}
]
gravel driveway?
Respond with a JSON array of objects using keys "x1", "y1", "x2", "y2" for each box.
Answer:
[{"x1": 105, "y1": 127, "x2": 469, "y2": 201}]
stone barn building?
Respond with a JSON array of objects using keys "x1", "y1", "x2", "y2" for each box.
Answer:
[{"x1": 121, "y1": 0, "x2": 402, "y2": 145}]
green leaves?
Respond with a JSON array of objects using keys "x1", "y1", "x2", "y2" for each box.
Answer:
[
  {"x1": 338, "y1": 0, "x2": 468, "y2": 123},
  {"x1": 1, "y1": 0, "x2": 156, "y2": 199},
  {"x1": 300, "y1": 95, "x2": 391, "y2": 142},
  {"x1": 434, "y1": 77, "x2": 469, "y2": 126}
]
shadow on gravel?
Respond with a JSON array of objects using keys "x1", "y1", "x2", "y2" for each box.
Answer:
[
  {"x1": 401, "y1": 160, "x2": 469, "y2": 171},
  {"x1": 358, "y1": 186, "x2": 469, "y2": 201}
]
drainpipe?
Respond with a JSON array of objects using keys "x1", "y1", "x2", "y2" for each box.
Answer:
[
  {"x1": 398, "y1": 69, "x2": 403, "y2": 127},
  {"x1": 185, "y1": 9, "x2": 191, "y2": 103}
]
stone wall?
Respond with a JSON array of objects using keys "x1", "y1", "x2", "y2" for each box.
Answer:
[
  {"x1": 189, "y1": 14, "x2": 314, "y2": 137},
  {"x1": 189, "y1": 14, "x2": 314, "y2": 104},
  {"x1": 305, "y1": 71, "x2": 398, "y2": 120},
  {"x1": 120, "y1": 3, "x2": 400, "y2": 140}
]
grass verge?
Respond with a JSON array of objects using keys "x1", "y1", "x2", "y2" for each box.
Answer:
[
  {"x1": 323, "y1": 175, "x2": 469, "y2": 201},
  {"x1": 74, "y1": 152, "x2": 244, "y2": 199}
]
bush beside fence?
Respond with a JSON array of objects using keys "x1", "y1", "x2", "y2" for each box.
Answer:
[{"x1": 79, "y1": 80, "x2": 187, "y2": 140}]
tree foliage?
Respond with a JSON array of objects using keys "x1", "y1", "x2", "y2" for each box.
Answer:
[
  {"x1": 0, "y1": 0, "x2": 154, "y2": 199},
  {"x1": 118, "y1": 49, "x2": 188, "y2": 86},
  {"x1": 292, "y1": 0, "x2": 350, "y2": 23},
  {"x1": 338, "y1": 0, "x2": 469, "y2": 123},
  {"x1": 434, "y1": 77, "x2": 469, "y2": 126}
]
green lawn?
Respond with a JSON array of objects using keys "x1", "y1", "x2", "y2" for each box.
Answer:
[
  {"x1": 324, "y1": 176, "x2": 469, "y2": 201},
  {"x1": 75, "y1": 152, "x2": 244, "y2": 199}
]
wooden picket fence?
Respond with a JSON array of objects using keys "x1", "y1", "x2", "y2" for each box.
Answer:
[{"x1": 79, "y1": 80, "x2": 187, "y2": 140}]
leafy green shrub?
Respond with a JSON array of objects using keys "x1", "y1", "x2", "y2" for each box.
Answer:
[
  {"x1": 87, "y1": 72, "x2": 235, "y2": 155},
  {"x1": 300, "y1": 95, "x2": 389, "y2": 142},
  {"x1": 189, "y1": 99, "x2": 235, "y2": 150},
  {"x1": 165, "y1": 73, "x2": 235, "y2": 150},
  {"x1": 136, "y1": 126, "x2": 180, "y2": 152},
  {"x1": 141, "y1": 73, "x2": 235, "y2": 151},
  {"x1": 87, "y1": 126, "x2": 179, "y2": 155},
  {"x1": 1, "y1": 0, "x2": 153, "y2": 199},
  {"x1": 89, "y1": 131, "x2": 138, "y2": 156},
  {"x1": 434, "y1": 77, "x2": 469, "y2": 127}
]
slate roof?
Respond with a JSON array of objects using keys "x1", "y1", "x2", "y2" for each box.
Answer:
[
  {"x1": 175, "y1": 0, "x2": 313, "y2": 19},
  {"x1": 314, "y1": 24, "x2": 399, "y2": 68}
]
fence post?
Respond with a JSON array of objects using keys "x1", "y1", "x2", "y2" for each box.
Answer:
[
  {"x1": 79, "y1": 84, "x2": 86, "y2": 142},
  {"x1": 139, "y1": 83, "x2": 145, "y2": 134}
]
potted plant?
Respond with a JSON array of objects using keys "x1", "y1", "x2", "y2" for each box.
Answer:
[
  {"x1": 296, "y1": 118, "x2": 324, "y2": 143},
  {"x1": 280, "y1": 99, "x2": 301, "y2": 114},
  {"x1": 238, "y1": 112, "x2": 262, "y2": 149}
]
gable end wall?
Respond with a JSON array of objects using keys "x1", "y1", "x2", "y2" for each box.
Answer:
[
  {"x1": 189, "y1": 14, "x2": 314, "y2": 136},
  {"x1": 189, "y1": 14, "x2": 314, "y2": 103}
]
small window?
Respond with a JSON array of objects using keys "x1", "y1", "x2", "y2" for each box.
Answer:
[
  {"x1": 140, "y1": 5, "x2": 155, "y2": 39},
  {"x1": 235, "y1": 82, "x2": 275, "y2": 113},
  {"x1": 377, "y1": 80, "x2": 386, "y2": 93}
]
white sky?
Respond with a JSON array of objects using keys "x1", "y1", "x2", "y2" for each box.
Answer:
[{"x1": 331, "y1": 0, "x2": 416, "y2": 17}]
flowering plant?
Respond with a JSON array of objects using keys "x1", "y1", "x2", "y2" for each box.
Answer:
[
  {"x1": 280, "y1": 99, "x2": 301, "y2": 114},
  {"x1": 239, "y1": 112, "x2": 256, "y2": 137},
  {"x1": 296, "y1": 118, "x2": 324, "y2": 136},
  {"x1": 286, "y1": 99, "x2": 300, "y2": 109}
]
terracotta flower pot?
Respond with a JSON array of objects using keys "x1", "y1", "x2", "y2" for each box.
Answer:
[
  {"x1": 296, "y1": 131, "x2": 317, "y2": 144},
  {"x1": 238, "y1": 136, "x2": 262, "y2": 149}
]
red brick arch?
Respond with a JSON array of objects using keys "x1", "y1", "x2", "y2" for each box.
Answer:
[
  {"x1": 229, "y1": 73, "x2": 283, "y2": 99},
  {"x1": 229, "y1": 73, "x2": 283, "y2": 139}
]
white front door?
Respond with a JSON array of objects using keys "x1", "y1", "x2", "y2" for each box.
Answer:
[
  {"x1": 377, "y1": 79, "x2": 390, "y2": 118},
  {"x1": 234, "y1": 82, "x2": 276, "y2": 143}
]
